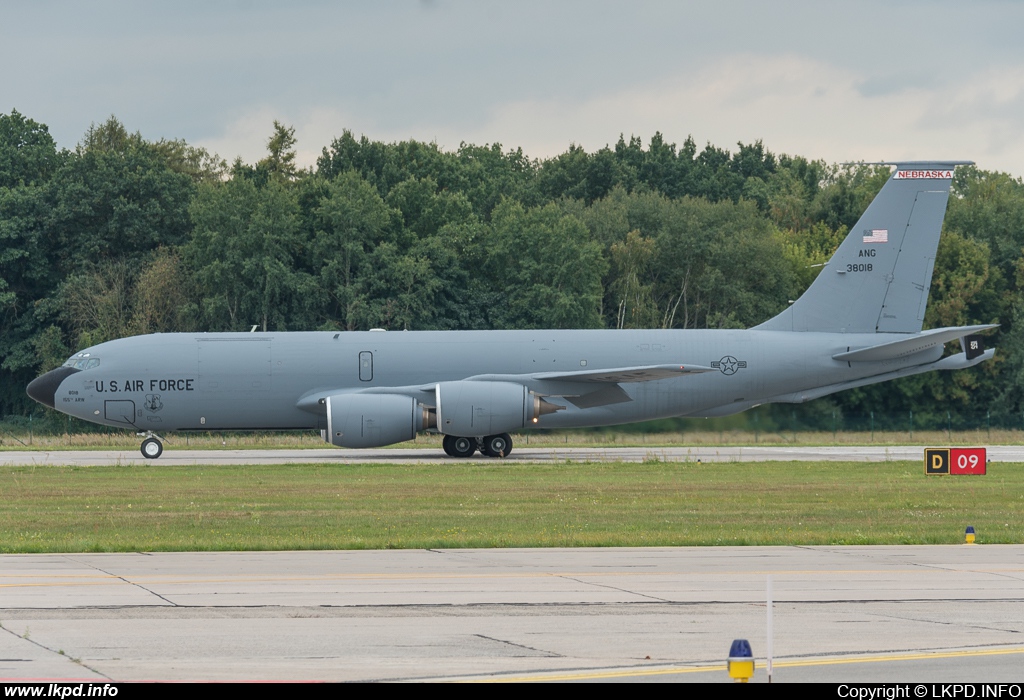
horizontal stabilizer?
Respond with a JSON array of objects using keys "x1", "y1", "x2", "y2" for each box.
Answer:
[
  {"x1": 770, "y1": 349, "x2": 994, "y2": 404},
  {"x1": 832, "y1": 325, "x2": 998, "y2": 362}
]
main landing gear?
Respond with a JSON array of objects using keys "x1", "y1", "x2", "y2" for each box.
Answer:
[
  {"x1": 442, "y1": 433, "x2": 513, "y2": 458},
  {"x1": 139, "y1": 433, "x2": 164, "y2": 459}
]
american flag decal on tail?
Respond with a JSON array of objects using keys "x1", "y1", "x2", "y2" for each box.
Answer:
[{"x1": 863, "y1": 229, "x2": 888, "y2": 243}]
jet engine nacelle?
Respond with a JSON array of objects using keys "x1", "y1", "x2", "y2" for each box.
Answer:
[
  {"x1": 435, "y1": 380, "x2": 559, "y2": 436},
  {"x1": 325, "y1": 393, "x2": 434, "y2": 448}
]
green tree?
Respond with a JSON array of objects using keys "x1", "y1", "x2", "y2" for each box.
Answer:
[
  {"x1": 317, "y1": 131, "x2": 539, "y2": 220},
  {"x1": 0, "y1": 110, "x2": 62, "y2": 188},
  {"x1": 0, "y1": 113, "x2": 63, "y2": 414},
  {"x1": 259, "y1": 121, "x2": 299, "y2": 181},
  {"x1": 453, "y1": 142, "x2": 539, "y2": 218},
  {"x1": 810, "y1": 163, "x2": 889, "y2": 230},
  {"x1": 132, "y1": 248, "x2": 196, "y2": 334},
  {"x1": 312, "y1": 172, "x2": 396, "y2": 330},
  {"x1": 59, "y1": 261, "x2": 134, "y2": 348},
  {"x1": 45, "y1": 117, "x2": 195, "y2": 271},
  {"x1": 187, "y1": 177, "x2": 307, "y2": 331},
  {"x1": 351, "y1": 242, "x2": 441, "y2": 330},
  {"x1": 481, "y1": 201, "x2": 606, "y2": 329},
  {"x1": 152, "y1": 139, "x2": 228, "y2": 184},
  {"x1": 654, "y1": 197, "x2": 792, "y2": 329},
  {"x1": 609, "y1": 230, "x2": 659, "y2": 328},
  {"x1": 946, "y1": 166, "x2": 1024, "y2": 284}
]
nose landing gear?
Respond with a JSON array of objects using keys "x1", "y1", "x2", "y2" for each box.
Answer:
[{"x1": 138, "y1": 434, "x2": 164, "y2": 459}]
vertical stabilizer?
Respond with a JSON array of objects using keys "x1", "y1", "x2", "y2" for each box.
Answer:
[{"x1": 755, "y1": 162, "x2": 971, "y2": 334}]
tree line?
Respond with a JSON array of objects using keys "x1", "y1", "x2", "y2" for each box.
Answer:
[{"x1": 2, "y1": 110, "x2": 1022, "y2": 430}]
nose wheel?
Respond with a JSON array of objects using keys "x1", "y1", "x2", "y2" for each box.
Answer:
[{"x1": 140, "y1": 436, "x2": 163, "y2": 459}]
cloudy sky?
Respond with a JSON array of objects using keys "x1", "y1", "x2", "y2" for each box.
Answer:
[{"x1": 3, "y1": 1, "x2": 1023, "y2": 176}]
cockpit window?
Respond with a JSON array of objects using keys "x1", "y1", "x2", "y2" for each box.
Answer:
[{"x1": 63, "y1": 354, "x2": 100, "y2": 370}]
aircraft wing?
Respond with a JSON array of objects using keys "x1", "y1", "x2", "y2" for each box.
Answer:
[
  {"x1": 528, "y1": 363, "x2": 716, "y2": 383},
  {"x1": 464, "y1": 364, "x2": 715, "y2": 409},
  {"x1": 359, "y1": 363, "x2": 713, "y2": 408}
]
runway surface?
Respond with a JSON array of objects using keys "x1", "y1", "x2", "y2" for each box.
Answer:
[
  {"x1": 3, "y1": 444, "x2": 1024, "y2": 466},
  {"x1": 3, "y1": 546, "x2": 1024, "y2": 682}
]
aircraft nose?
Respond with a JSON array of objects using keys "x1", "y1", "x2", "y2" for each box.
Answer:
[{"x1": 26, "y1": 367, "x2": 80, "y2": 409}]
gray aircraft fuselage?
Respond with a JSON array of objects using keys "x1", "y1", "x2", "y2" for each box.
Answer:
[
  {"x1": 44, "y1": 327, "x2": 957, "y2": 432},
  {"x1": 27, "y1": 161, "x2": 996, "y2": 457}
]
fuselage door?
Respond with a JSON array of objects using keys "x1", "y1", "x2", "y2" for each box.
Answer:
[
  {"x1": 359, "y1": 351, "x2": 373, "y2": 382},
  {"x1": 104, "y1": 399, "x2": 136, "y2": 425}
]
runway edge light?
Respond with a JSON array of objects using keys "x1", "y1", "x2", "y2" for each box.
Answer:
[
  {"x1": 727, "y1": 639, "x2": 754, "y2": 683},
  {"x1": 965, "y1": 525, "x2": 976, "y2": 545}
]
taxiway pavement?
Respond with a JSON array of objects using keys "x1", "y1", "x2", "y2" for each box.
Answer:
[{"x1": 2, "y1": 546, "x2": 1023, "y2": 682}]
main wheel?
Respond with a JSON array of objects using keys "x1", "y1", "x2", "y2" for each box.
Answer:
[
  {"x1": 140, "y1": 437, "x2": 163, "y2": 459},
  {"x1": 442, "y1": 435, "x2": 456, "y2": 456},
  {"x1": 449, "y1": 436, "x2": 477, "y2": 458},
  {"x1": 482, "y1": 433, "x2": 513, "y2": 458}
]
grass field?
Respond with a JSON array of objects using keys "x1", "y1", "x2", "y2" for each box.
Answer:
[{"x1": 2, "y1": 460, "x2": 1021, "y2": 552}]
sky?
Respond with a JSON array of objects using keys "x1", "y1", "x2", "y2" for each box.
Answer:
[{"x1": 3, "y1": 0, "x2": 1024, "y2": 176}]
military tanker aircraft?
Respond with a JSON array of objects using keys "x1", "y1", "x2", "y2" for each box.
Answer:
[{"x1": 27, "y1": 161, "x2": 994, "y2": 459}]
